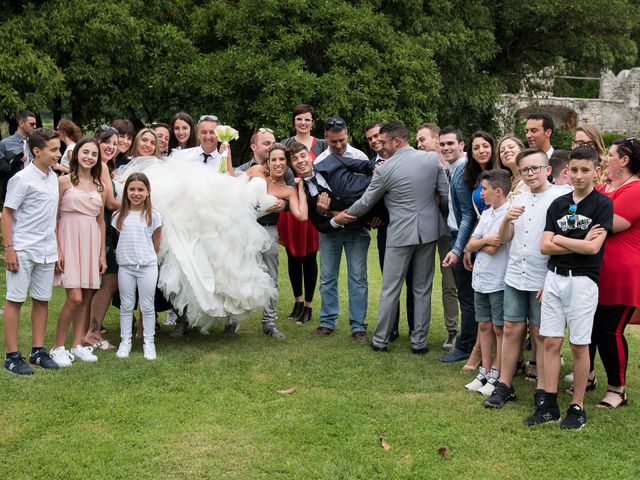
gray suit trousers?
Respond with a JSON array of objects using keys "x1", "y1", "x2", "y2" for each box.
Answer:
[{"x1": 372, "y1": 241, "x2": 437, "y2": 349}]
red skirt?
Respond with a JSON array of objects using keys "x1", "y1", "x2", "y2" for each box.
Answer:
[{"x1": 278, "y1": 212, "x2": 319, "y2": 257}]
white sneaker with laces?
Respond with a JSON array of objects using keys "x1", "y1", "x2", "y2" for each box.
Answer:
[
  {"x1": 143, "y1": 341, "x2": 157, "y2": 361},
  {"x1": 465, "y1": 366, "x2": 487, "y2": 391},
  {"x1": 116, "y1": 339, "x2": 132, "y2": 359},
  {"x1": 478, "y1": 369, "x2": 500, "y2": 396},
  {"x1": 70, "y1": 345, "x2": 98, "y2": 363},
  {"x1": 50, "y1": 346, "x2": 74, "y2": 367}
]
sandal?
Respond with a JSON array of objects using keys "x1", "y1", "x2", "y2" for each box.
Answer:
[
  {"x1": 597, "y1": 389, "x2": 628, "y2": 409},
  {"x1": 565, "y1": 373, "x2": 597, "y2": 395},
  {"x1": 515, "y1": 358, "x2": 526, "y2": 377},
  {"x1": 93, "y1": 339, "x2": 116, "y2": 351},
  {"x1": 525, "y1": 361, "x2": 537, "y2": 382}
]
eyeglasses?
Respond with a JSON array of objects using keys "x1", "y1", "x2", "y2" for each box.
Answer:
[
  {"x1": 573, "y1": 140, "x2": 595, "y2": 148},
  {"x1": 98, "y1": 124, "x2": 118, "y2": 135},
  {"x1": 325, "y1": 118, "x2": 346, "y2": 130},
  {"x1": 623, "y1": 137, "x2": 638, "y2": 149},
  {"x1": 294, "y1": 117, "x2": 312, "y2": 123},
  {"x1": 198, "y1": 115, "x2": 219, "y2": 124},
  {"x1": 518, "y1": 164, "x2": 548, "y2": 176},
  {"x1": 568, "y1": 203, "x2": 577, "y2": 228}
]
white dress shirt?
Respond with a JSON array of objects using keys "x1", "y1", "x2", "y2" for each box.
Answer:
[
  {"x1": 314, "y1": 143, "x2": 368, "y2": 165},
  {"x1": 3, "y1": 163, "x2": 59, "y2": 263}
]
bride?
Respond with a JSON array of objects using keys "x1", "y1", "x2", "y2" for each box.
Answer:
[{"x1": 113, "y1": 139, "x2": 306, "y2": 333}]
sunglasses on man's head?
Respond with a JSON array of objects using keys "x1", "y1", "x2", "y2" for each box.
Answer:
[{"x1": 325, "y1": 118, "x2": 346, "y2": 129}]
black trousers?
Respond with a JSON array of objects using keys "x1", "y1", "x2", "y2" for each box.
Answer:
[{"x1": 286, "y1": 249, "x2": 318, "y2": 303}]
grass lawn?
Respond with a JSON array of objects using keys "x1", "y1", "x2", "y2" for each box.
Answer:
[{"x1": 1, "y1": 231, "x2": 639, "y2": 479}]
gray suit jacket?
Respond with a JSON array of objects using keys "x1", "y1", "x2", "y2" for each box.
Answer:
[{"x1": 348, "y1": 146, "x2": 449, "y2": 247}]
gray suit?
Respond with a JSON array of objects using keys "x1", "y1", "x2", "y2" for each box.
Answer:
[{"x1": 348, "y1": 145, "x2": 449, "y2": 349}]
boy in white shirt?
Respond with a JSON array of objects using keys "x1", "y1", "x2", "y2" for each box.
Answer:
[
  {"x1": 484, "y1": 148, "x2": 569, "y2": 408},
  {"x1": 2, "y1": 128, "x2": 61, "y2": 375},
  {"x1": 464, "y1": 169, "x2": 511, "y2": 395}
]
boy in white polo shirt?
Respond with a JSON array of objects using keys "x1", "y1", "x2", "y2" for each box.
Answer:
[
  {"x1": 527, "y1": 146, "x2": 613, "y2": 430},
  {"x1": 2, "y1": 128, "x2": 61, "y2": 375},
  {"x1": 464, "y1": 169, "x2": 511, "y2": 395},
  {"x1": 484, "y1": 148, "x2": 570, "y2": 409}
]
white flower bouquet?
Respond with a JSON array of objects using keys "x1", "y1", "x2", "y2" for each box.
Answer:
[{"x1": 215, "y1": 125, "x2": 239, "y2": 174}]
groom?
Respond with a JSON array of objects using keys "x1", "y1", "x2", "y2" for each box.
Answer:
[{"x1": 335, "y1": 121, "x2": 449, "y2": 353}]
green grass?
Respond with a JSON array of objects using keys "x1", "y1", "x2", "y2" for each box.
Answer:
[{"x1": 1, "y1": 231, "x2": 639, "y2": 479}]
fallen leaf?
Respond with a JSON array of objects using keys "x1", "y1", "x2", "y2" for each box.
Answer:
[
  {"x1": 437, "y1": 446, "x2": 449, "y2": 460},
  {"x1": 276, "y1": 387, "x2": 297, "y2": 394},
  {"x1": 380, "y1": 437, "x2": 391, "y2": 451}
]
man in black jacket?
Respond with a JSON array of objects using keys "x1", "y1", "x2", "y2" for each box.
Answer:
[{"x1": 288, "y1": 140, "x2": 380, "y2": 343}]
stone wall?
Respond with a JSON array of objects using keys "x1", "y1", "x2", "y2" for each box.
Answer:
[{"x1": 497, "y1": 68, "x2": 640, "y2": 137}]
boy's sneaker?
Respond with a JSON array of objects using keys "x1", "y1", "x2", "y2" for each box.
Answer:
[
  {"x1": 478, "y1": 375, "x2": 499, "y2": 396},
  {"x1": 116, "y1": 339, "x2": 132, "y2": 359},
  {"x1": 563, "y1": 372, "x2": 574, "y2": 383},
  {"x1": 143, "y1": 341, "x2": 157, "y2": 361},
  {"x1": 525, "y1": 391, "x2": 560, "y2": 427},
  {"x1": 465, "y1": 366, "x2": 488, "y2": 391},
  {"x1": 560, "y1": 404, "x2": 587, "y2": 430},
  {"x1": 29, "y1": 349, "x2": 59, "y2": 370},
  {"x1": 483, "y1": 382, "x2": 516, "y2": 408},
  {"x1": 4, "y1": 354, "x2": 34, "y2": 375},
  {"x1": 50, "y1": 346, "x2": 74, "y2": 367},
  {"x1": 71, "y1": 345, "x2": 98, "y2": 363}
]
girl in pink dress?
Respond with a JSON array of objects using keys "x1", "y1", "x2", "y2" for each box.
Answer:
[{"x1": 50, "y1": 138, "x2": 107, "y2": 367}]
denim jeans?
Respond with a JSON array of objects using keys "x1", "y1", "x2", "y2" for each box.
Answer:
[{"x1": 319, "y1": 226, "x2": 370, "y2": 332}]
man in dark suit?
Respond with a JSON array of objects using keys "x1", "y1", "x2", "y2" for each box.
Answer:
[
  {"x1": 335, "y1": 121, "x2": 449, "y2": 353},
  {"x1": 288, "y1": 140, "x2": 380, "y2": 343}
]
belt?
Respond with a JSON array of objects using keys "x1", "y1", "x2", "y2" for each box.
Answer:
[{"x1": 552, "y1": 266, "x2": 586, "y2": 277}]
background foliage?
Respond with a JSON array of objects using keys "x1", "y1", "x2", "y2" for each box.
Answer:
[{"x1": 1, "y1": 0, "x2": 639, "y2": 150}]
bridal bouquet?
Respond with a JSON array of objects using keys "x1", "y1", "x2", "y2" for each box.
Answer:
[{"x1": 215, "y1": 125, "x2": 239, "y2": 174}]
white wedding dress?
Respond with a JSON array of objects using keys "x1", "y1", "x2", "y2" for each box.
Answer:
[{"x1": 114, "y1": 156, "x2": 278, "y2": 332}]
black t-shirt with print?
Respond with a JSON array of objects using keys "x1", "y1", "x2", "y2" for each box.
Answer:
[{"x1": 544, "y1": 189, "x2": 613, "y2": 284}]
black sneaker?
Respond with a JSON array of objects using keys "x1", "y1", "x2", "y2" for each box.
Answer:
[
  {"x1": 483, "y1": 381, "x2": 516, "y2": 408},
  {"x1": 29, "y1": 349, "x2": 60, "y2": 370},
  {"x1": 560, "y1": 404, "x2": 587, "y2": 430},
  {"x1": 4, "y1": 354, "x2": 35, "y2": 375},
  {"x1": 525, "y1": 391, "x2": 560, "y2": 427}
]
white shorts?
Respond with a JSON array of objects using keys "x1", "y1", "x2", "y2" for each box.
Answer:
[
  {"x1": 540, "y1": 270, "x2": 598, "y2": 345},
  {"x1": 5, "y1": 251, "x2": 55, "y2": 302}
]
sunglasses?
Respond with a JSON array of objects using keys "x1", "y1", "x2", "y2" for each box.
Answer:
[
  {"x1": 256, "y1": 127, "x2": 274, "y2": 134},
  {"x1": 325, "y1": 118, "x2": 346, "y2": 130},
  {"x1": 198, "y1": 115, "x2": 219, "y2": 123},
  {"x1": 98, "y1": 124, "x2": 118, "y2": 135}
]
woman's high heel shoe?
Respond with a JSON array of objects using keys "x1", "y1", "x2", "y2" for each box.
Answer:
[
  {"x1": 287, "y1": 302, "x2": 304, "y2": 319},
  {"x1": 296, "y1": 307, "x2": 312, "y2": 325},
  {"x1": 597, "y1": 389, "x2": 628, "y2": 409}
]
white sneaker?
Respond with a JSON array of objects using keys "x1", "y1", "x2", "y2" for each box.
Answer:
[
  {"x1": 478, "y1": 368, "x2": 500, "y2": 396},
  {"x1": 50, "y1": 346, "x2": 74, "y2": 367},
  {"x1": 165, "y1": 310, "x2": 177, "y2": 326},
  {"x1": 116, "y1": 339, "x2": 132, "y2": 359},
  {"x1": 70, "y1": 345, "x2": 98, "y2": 363},
  {"x1": 563, "y1": 372, "x2": 574, "y2": 383},
  {"x1": 465, "y1": 366, "x2": 487, "y2": 391},
  {"x1": 143, "y1": 341, "x2": 157, "y2": 361}
]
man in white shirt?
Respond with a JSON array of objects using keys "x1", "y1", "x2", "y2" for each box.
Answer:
[
  {"x1": 525, "y1": 113, "x2": 555, "y2": 159},
  {"x1": 314, "y1": 117, "x2": 368, "y2": 164},
  {"x1": 172, "y1": 115, "x2": 222, "y2": 167},
  {"x1": 2, "y1": 128, "x2": 61, "y2": 375},
  {"x1": 418, "y1": 123, "x2": 459, "y2": 350}
]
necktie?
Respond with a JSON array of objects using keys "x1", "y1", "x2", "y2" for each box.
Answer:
[
  {"x1": 203, "y1": 153, "x2": 211, "y2": 164},
  {"x1": 23, "y1": 139, "x2": 30, "y2": 163}
]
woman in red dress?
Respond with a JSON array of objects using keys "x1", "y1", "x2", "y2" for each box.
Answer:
[
  {"x1": 590, "y1": 138, "x2": 640, "y2": 408},
  {"x1": 280, "y1": 104, "x2": 326, "y2": 323}
]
